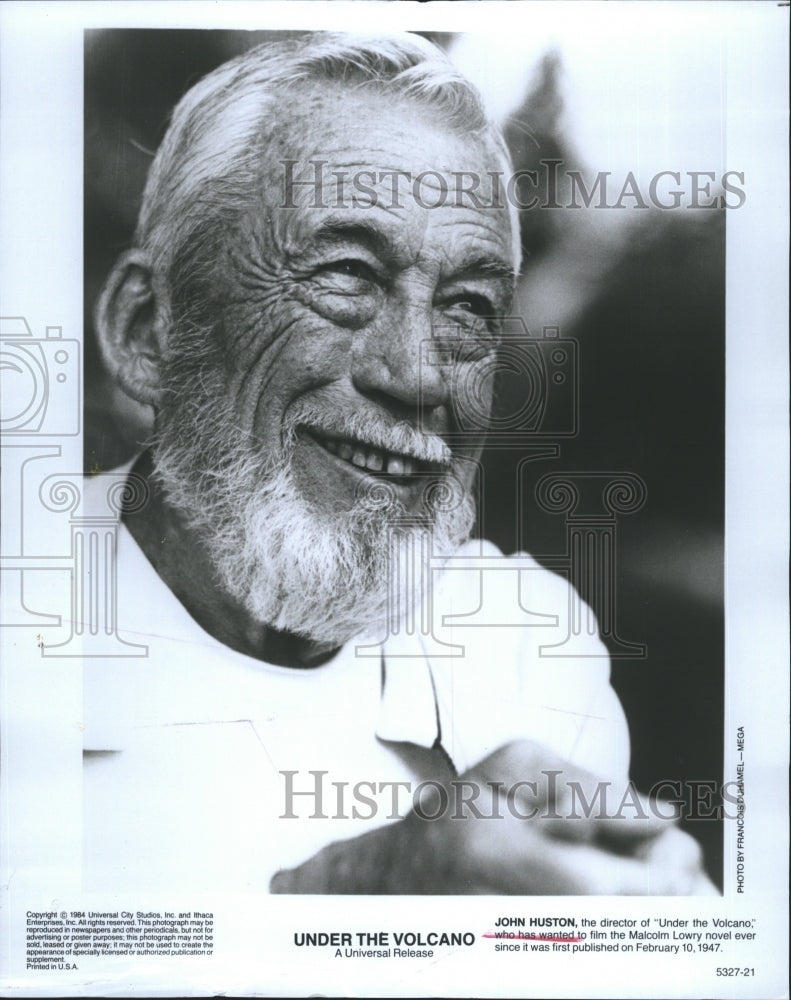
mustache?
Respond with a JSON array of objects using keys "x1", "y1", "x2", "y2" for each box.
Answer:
[{"x1": 283, "y1": 399, "x2": 453, "y2": 467}]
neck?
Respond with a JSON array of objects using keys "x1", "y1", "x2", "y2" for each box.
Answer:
[{"x1": 122, "y1": 450, "x2": 341, "y2": 668}]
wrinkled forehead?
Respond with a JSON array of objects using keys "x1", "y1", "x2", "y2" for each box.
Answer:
[
  {"x1": 268, "y1": 82, "x2": 506, "y2": 168},
  {"x1": 256, "y1": 84, "x2": 519, "y2": 268}
]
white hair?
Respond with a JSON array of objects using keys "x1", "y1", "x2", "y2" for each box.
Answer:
[{"x1": 136, "y1": 31, "x2": 519, "y2": 283}]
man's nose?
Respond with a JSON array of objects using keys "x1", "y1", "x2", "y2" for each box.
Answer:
[{"x1": 351, "y1": 305, "x2": 449, "y2": 418}]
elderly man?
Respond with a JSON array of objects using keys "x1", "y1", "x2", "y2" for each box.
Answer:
[{"x1": 87, "y1": 31, "x2": 712, "y2": 894}]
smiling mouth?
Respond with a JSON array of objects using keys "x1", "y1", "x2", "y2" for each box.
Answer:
[{"x1": 302, "y1": 428, "x2": 441, "y2": 481}]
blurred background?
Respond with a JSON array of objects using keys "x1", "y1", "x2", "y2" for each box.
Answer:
[{"x1": 84, "y1": 28, "x2": 724, "y2": 884}]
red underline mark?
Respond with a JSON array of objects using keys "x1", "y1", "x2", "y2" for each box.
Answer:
[{"x1": 483, "y1": 932, "x2": 584, "y2": 943}]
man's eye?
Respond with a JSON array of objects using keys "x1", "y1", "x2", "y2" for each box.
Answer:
[
  {"x1": 318, "y1": 259, "x2": 377, "y2": 283},
  {"x1": 445, "y1": 294, "x2": 492, "y2": 317},
  {"x1": 304, "y1": 258, "x2": 381, "y2": 326},
  {"x1": 440, "y1": 295, "x2": 502, "y2": 346}
]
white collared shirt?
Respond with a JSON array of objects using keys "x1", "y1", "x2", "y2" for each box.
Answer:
[{"x1": 83, "y1": 513, "x2": 629, "y2": 892}]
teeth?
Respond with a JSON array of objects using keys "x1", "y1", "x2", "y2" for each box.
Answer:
[
  {"x1": 313, "y1": 431, "x2": 420, "y2": 478},
  {"x1": 386, "y1": 456, "x2": 405, "y2": 476}
]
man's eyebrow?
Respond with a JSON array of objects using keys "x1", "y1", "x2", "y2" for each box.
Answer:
[
  {"x1": 448, "y1": 255, "x2": 517, "y2": 284},
  {"x1": 308, "y1": 219, "x2": 395, "y2": 258}
]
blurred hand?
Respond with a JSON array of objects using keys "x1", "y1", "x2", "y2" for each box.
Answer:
[{"x1": 270, "y1": 740, "x2": 717, "y2": 895}]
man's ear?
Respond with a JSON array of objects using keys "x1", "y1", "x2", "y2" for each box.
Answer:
[{"x1": 94, "y1": 250, "x2": 169, "y2": 406}]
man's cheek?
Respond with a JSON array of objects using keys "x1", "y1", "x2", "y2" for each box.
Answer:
[
  {"x1": 221, "y1": 286, "x2": 302, "y2": 367},
  {"x1": 219, "y1": 293, "x2": 313, "y2": 387},
  {"x1": 218, "y1": 315, "x2": 348, "y2": 436},
  {"x1": 446, "y1": 358, "x2": 495, "y2": 439},
  {"x1": 263, "y1": 302, "x2": 355, "y2": 386}
]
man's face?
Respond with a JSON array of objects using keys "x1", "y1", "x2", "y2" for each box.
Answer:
[
  {"x1": 154, "y1": 86, "x2": 516, "y2": 644},
  {"x1": 215, "y1": 87, "x2": 516, "y2": 518}
]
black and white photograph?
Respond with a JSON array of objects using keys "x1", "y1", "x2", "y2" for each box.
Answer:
[{"x1": 0, "y1": 2, "x2": 787, "y2": 997}]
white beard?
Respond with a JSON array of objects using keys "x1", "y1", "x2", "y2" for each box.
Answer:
[{"x1": 152, "y1": 393, "x2": 476, "y2": 647}]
